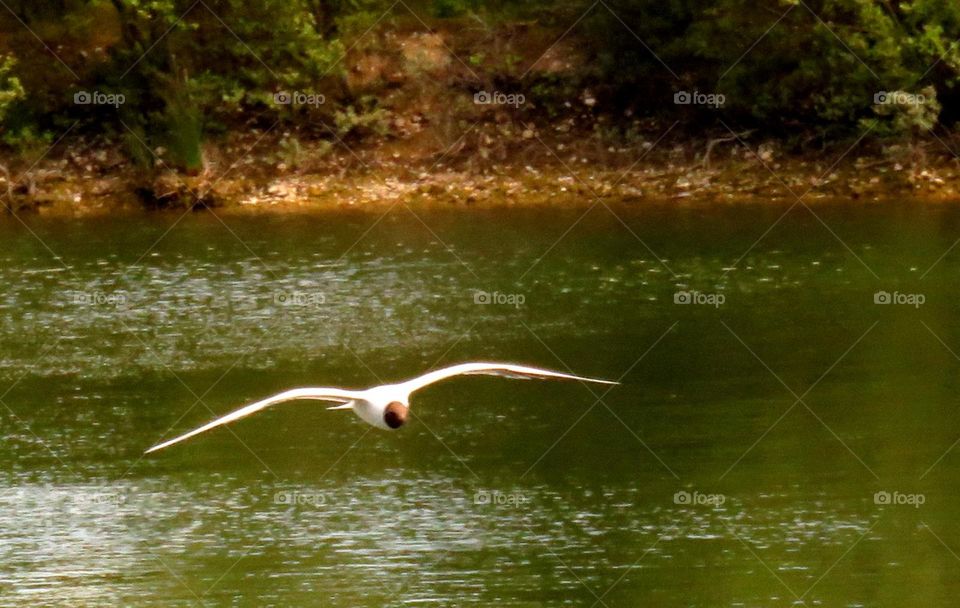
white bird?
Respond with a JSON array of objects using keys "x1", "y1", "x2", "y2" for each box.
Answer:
[{"x1": 145, "y1": 362, "x2": 617, "y2": 454}]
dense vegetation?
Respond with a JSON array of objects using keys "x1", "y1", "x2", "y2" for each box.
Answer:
[{"x1": 0, "y1": 0, "x2": 958, "y2": 170}]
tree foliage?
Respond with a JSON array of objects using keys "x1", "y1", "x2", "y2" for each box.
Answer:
[
  {"x1": 1, "y1": 0, "x2": 960, "y2": 162},
  {"x1": 581, "y1": 0, "x2": 960, "y2": 138}
]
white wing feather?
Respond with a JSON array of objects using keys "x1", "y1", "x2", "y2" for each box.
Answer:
[
  {"x1": 400, "y1": 362, "x2": 618, "y2": 395},
  {"x1": 145, "y1": 387, "x2": 358, "y2": 453}
]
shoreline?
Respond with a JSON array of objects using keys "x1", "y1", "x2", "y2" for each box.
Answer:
[
  {"x1": 4, "y1": 125, "x2": 960, "y2": 217},
  {"x1": 7, "y1": 152, "x2": 960, "y2": 217}
]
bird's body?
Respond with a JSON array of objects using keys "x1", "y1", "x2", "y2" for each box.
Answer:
[
  {"x1": 145, "y1": 362, "x2": 617, "y2": 453},
  {"x1": 349, "y1": 387, "x2": 408, "y2": 430}
]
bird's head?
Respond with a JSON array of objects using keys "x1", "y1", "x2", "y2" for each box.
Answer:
[{"x1": 383, "y1": 401, "x2": 409, "y2": 429}]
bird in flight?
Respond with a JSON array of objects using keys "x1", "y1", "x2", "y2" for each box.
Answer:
[{"x1": 145, "y1": 362, "x2": 617, "y2": 453}]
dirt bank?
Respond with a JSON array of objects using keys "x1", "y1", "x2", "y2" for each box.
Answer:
[{"x1": 5, "y1": 129, "x2": 960, "y2": 218}]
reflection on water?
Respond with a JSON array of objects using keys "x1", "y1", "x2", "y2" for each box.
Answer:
[
  {"x1": 0, "y1": 477, "x2": 880, "y2": 606},
  {"x1": 1, "y1": 202, "x2": 960, "y2": 605}
]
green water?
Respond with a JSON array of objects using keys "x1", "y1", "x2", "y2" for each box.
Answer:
[{"x1": 1, "y1": 202, "x2": 959, "y2": 606}]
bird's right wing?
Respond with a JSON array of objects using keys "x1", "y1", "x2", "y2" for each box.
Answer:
[
  {"x1": 400, "y1": 362, "x2": 618, "y2": 396},
  {"x1": 145, "y1": 387, "x2": 359, "y2": 454}
]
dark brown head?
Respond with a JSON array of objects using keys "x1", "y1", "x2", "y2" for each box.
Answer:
[{"x1": 383, "y1": 402, "x2": 409, "y2": 429}]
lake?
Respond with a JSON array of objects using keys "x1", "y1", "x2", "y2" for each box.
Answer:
[{"x1": 0, "y1": 201, "x2": 958, "y2": 606}]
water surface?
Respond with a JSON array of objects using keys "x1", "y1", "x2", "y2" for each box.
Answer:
[{"x1": 1, "y1": 201, "x2": 959, "y2": 606}]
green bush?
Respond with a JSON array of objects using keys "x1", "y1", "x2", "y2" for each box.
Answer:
[
  {"x1": 0, "y1": 54, "x2": 24, "y2": 122},
  {"x1": 580, "y1": 0, "x2": 960, "y2": 138}
]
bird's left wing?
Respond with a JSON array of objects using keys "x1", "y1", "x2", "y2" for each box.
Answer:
[
  {"x1": 400, "y1": 362, "x2": 618, "y2": 396},
  {"x1": 145, "y1": 387, "x2": 359, "y2": 454}
]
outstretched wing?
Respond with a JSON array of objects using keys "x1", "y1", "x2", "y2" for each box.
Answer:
[
  {"x1": 400, "y1": 362, "x2": 618, "y2": 396},
  {"x1": 145, "y1": 387, "x2": 359, "y2": 454}
]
